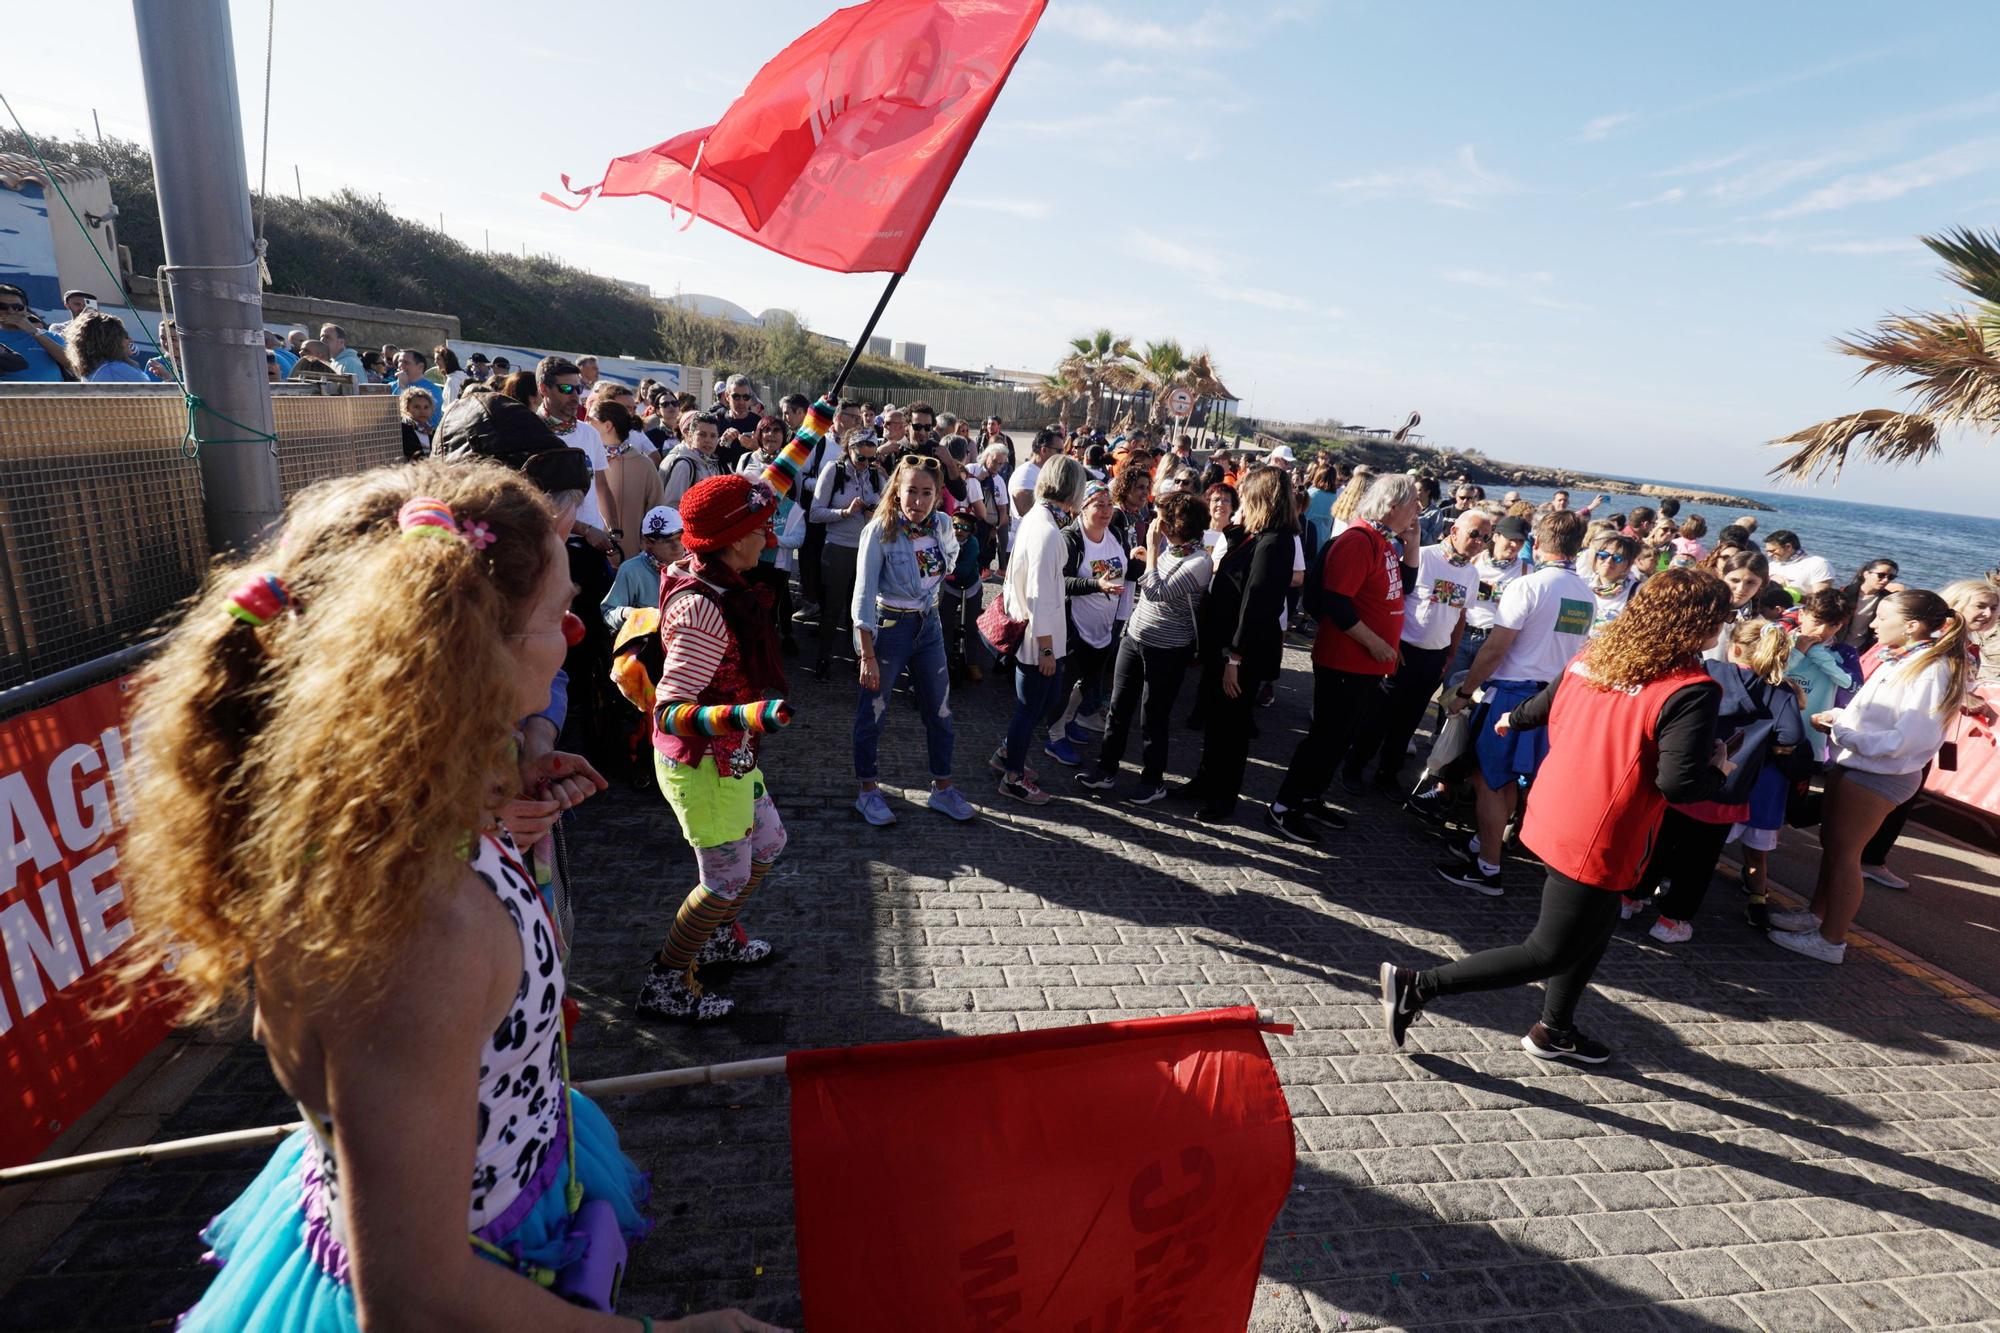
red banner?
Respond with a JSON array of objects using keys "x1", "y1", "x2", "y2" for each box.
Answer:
[
  {"x1": 1927, "y1": 683, "x2": 2000, "y2": 815},
  {"x1": 572, "y1": 0, "x2": 1048, "y2": 273},
  {"x1": 787, "y1": 1006, "x2": 1295, "y2": 1331},
  {"x1": 1, "y1": 677, "x2": 173, "y2": 1166}
]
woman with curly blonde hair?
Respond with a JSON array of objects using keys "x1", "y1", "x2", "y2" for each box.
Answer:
[
  {"x1": 1381, "y1": 568, "x2": 1735, "y2": 1066},
  {"x1": 121, "y1": 460, "x2": 776, "y2": 1332}
]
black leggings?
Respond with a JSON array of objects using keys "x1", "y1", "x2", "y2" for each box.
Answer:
[
  {"x1": 1645, "y1": 808, "x2": 1734, "y2": 922},
  {"x1": 1417, "y1": 869, "x2": 1621, "y2": 1033}
]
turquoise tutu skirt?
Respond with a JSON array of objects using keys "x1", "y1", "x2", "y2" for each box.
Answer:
[{"x1": 179, "y1": 1091, "x2": 648, "y2": 1331}]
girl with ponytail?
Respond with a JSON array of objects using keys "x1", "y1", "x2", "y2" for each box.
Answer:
[
  {"x1": 1630, "y1": 616, "x2": 1806, "y2": 945},
  {"x1": 1772, "y1": 590, "x2": 1968, "y2": 964}
]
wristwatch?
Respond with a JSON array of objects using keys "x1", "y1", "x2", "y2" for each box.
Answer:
[{"x1": 1456, "y1": 686, "x2": 1476, "y2": 700}]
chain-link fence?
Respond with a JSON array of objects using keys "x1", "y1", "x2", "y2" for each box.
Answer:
[{"x1": 0, "y1": 383, "x2": 400, "y2": 696}]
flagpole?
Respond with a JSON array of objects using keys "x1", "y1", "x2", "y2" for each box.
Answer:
[{"x1": 826, "y1": 271, "x2": 902, "y2": 403}]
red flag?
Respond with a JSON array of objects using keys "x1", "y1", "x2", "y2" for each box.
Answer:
[
  {"x1": 786, "y1": 1006, "x2": 1296, "y2": 1331},
  {"x1": 556, "y1": 0, "x2": 1046, "y2": 274}
]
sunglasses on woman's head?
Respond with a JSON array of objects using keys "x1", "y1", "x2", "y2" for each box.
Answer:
[{"x1": 900, "y1": 455, "x2": 943, "y2": 473}]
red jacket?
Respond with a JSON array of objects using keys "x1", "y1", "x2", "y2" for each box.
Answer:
[{"x1": 1520, "y1": 659, "x2": 1715, "y2": 890}]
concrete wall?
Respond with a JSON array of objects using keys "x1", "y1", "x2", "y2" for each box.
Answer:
[{"x1": 122, "y1": 275, "x2": 459, "y2": 355}]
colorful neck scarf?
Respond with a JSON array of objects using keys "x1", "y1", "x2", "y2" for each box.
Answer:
[
  {"x1": 892, "y1": 513, "x2": 934, "y2": 542},
  {"x1": 1879, "y1": 638, "x2": 1928, "y2": 665},
  {"x1": 1538, "y1": 558, "x2": 1576, "y2": 572},
  {"x1": 1167, "y1": 540, "x2": 1201, "y2": 559}
]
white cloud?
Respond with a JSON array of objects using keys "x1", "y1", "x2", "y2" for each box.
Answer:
[
  {"x1": 1576, "y1": 45, "x2": 1903, "y2": 142},
  {"x1": 1581, "y1": 113, "x2": 1637, "y2": 142},
  {"x1": 1043, "y1": 2, "x2": 1316, "y2": 51},
  {"x1": 952, "y1": 197, "x2": 1051, "y2": 221},
  {"x1": 1438, "y1": 268, "x2": 1588, "y2": 312},
  {"x1": 1619, "y1": 186, "x2": 1686, "y2": 210},
  {"x1": 1122, "y1": 227, "x2": 1322, "y2": 315},
  {"x1": 1320, "y1": 145, "x2": 1519, "y2": 210},
  {"x1": 1768, "y1": 137, "x2": 2000, "y2": 218},
  {"x1": 1805, "y1": 237, "x2": 1924, "y2": 256}
]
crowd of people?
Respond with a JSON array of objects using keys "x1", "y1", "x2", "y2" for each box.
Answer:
[{"x1": 93, "y1": 338, "x2": 1997, "y2": 1328}]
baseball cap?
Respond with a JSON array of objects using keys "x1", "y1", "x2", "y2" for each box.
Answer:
[
  {"x1": 62, "y1": 289, "x2": 97, "y2": 303},
  {"x1": 642, "y1": 505, "x2": 684, "y2": 539},
  {"x1": 1495, "y1": 515, "x2": 1532, "y2": 541},
  {"x1": 1269, "y1": 444, "x2": 1297, "y2": 464}
]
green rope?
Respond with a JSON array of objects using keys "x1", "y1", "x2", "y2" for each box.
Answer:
[{"x1": 1, "y1": 89, "x2": 280, "y2": 460}]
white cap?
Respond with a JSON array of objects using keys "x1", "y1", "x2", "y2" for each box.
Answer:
[
  {"x1": 641, "y1": 505, "x2": 684, "y2": 538},
  {"x1": 1269, "y1": 444, "x2": 1297, "y2": 464}
]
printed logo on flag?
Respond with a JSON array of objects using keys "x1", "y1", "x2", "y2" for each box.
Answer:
[{"x1": 1555, "y1": 598, "x2": 1594, "y2": 636}]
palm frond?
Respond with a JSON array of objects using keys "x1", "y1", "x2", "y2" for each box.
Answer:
[
  {"x1": 1832, "y1": 309, "x2": 2000, "y2": 428},
  {"x1": 1924, "y1": 227, "x2": 2000, "y2": 308},
  {"x1": 1767, "y1": 408, "x2": 1942, "y2": 481}
]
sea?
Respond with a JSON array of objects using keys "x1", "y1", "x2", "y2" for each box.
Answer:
[{"x1": 1495, "y1": 477, "x2": 1994, "y2": 595}]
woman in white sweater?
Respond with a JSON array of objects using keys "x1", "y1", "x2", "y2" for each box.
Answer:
[
  {"x1": 995, "y1": 455, "x2": 1089, "y2": 804},
  {"x1": 1770, "y1": 589, "x2": 1968, "y2": 964}
]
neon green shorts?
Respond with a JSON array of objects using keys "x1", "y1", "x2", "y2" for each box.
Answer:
[{"x1": 656, "y1": 752, "x2": 766, "y2": 849}]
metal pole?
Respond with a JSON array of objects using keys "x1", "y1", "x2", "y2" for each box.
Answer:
[
  {"x1": 294, "y1": 163, "x2": 302, "y2": 201},
  {"x1": 134, "y1": 0, "x2": 282, "y2": 552},
  {"x1": 828, "y1": 271, "x2": 901, "y2": 403}
]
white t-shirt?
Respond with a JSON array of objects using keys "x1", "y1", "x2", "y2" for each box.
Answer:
[
  {"x1": 1010, "y1": 461, "x2": 1041, "y2": 502},
  {"x1": 1488, "y1": 563, "x2": 1597, "y2": 684},
  {"x1": 1467, "y1": 554, "x2": 1530, "y2": 630},
  {"x1": 1770, "y1": 551, "x2": 1835, "y2": 593},
  {"x1": 1403, "y1": 543, "x2": 1477, "y2": 651},
  {"x1": 1071, "y1": 527, "x2": 1126, "y2": 649},
  {"x1": 1590, "y1": 574, "x2": 1641, "y2": 636},
  {"x1": 556, "y1": 418, "x2": 608, "y2": 529}
]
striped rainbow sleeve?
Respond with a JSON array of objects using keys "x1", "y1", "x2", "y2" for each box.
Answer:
[
  {"x1": 759, "y1": 397, "x2": 833, "y2": 501},
  {"x1": 656, "y1": 699, "x2": 794, "y2": 737}
]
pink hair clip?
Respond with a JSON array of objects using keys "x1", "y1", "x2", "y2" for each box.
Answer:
[{"x1": 463, "y1": 520, "x2": 495, "y2": 551}]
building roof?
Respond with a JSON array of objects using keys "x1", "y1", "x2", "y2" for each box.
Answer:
[{"x1": 0, "y1": 151, "x2": 108, "y2": 192}]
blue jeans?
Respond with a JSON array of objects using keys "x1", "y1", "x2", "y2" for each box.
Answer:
[
  {"x1": 1005, "y1": 657, "x2": 1065, "y2": 775},
  {"x1": 853, "y1": 609, "x2": 953, "y2": 782}
]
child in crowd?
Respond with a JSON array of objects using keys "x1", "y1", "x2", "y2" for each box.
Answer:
[
  {"x1": 1786, "y1": 588, "x2": 1856, "y2": 763},
  {"x1": 1630, "y1": 618, "x2": 1804, "y2": 944},
  {"x1": 943, "y1": 509, "x2": 985, "y2": 682},
  {"x1": 1670, "y1": 514, "x2": 1709, "y2": 568}
]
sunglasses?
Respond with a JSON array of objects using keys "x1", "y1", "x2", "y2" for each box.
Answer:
[
  {"x1": 0, "y1": 302, "x2": 25, "y2": 312},
  {"x1": 1594, "y1": 551, "x2": 1630, "y2": 563},
  {"x1": 730, "y1": 393, "x2": 753, "y2": 401},
  {"x1": 899, "y1": 455, "x2": 943, "y2": 473},
  {"x1": 551, "y1": 382, "x2": 582, "y2": 395}
]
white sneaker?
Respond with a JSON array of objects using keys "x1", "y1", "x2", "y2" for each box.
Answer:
[
  {"x1": 1767, "y1": 908, "x2": 1821, "y2": 933},
  {"x1": 1649, "y1": 917, "x2": 1694, "y2": 944},
  {"x1": 1075, "y1": 709, "x2": 1108, "y2": 733},
  {"x1": 1620, "y1": 895, "x2": 1648, "y2": 921},
  {"x1": 1769, "y1": 928, "x2": 1845, "y2": 965},
  {"x1": 1862, "y1": 865, "x2": 1910, "y2": 890}
]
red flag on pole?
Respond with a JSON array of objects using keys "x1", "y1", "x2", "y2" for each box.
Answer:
[
  {"x1": 785, "y1": 1006, "x2": 1296, "y2": 1331},
  {"x1": 553, "y1": 0, "x2": 1047, "y2": 274}
]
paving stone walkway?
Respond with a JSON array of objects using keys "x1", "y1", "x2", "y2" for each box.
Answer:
[{"x1": 5, "y1": 635, "x2": 2000, "y2": 1331}]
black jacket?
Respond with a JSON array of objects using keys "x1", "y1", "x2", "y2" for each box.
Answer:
[{"x1": 1198, "y1": 526, "x2": 1292, "y2": 682}]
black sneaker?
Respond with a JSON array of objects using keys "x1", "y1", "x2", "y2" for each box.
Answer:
[
  {"x1": 1338, "y1": 769, "x2": 1369, "y2": 797},
  {"x1": 1379, "y1": 962, "x2": 1424, "y2": 1050},
  {"x1": 1173, "y1": 776, "x2": 1208, "y2": 801},
  {"x1": 1193, "y1": 802, "x2": 1233, "y2": 824},
  {"x1": 1744, "y1": 900, "x2": 1771, "y2": 930},
  {"x1": 1075, "y1": 769, "x2": 1117, "y2": 791},
  {"x1": 1129, "y1": 783, "x2": 1170, "y2": 805},
  {"x1": 1522, "y1": 1021, "x2": 1611, "y2": 1064},
  {"x1": 1404, "y1": 788, "x2": 1450, "y2": 828},
  {"x1": 1265, "y1": 804, "x2": 1321, "y2": 845},
  {"x1": 1294, "y1": 799, "x2": 1349, "y2": 831},
  {"x1": 1437, "y1": 858, "x2": 1504, "y2": 897}
]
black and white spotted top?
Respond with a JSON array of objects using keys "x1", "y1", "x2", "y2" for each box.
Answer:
[{"x1": 304, "y1": 831, "x2": 566, "y2": 1251}]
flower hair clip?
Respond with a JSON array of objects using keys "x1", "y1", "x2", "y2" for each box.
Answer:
[
  {"x1": 398, "y1": 496, "x2": 497, "y2": 551},
  {"x1": 463, "y1": 521, "x2": 495, "y2": 551},
  {"x1": 226, "y1": 572, "x2": 295, "y2": 627},
  {"x1": 744, "y1": 481, "x2": 776, "y2": 514}
]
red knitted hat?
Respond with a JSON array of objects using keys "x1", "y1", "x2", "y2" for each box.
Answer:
[{"x1": 677, "y1": 473, "x2": 777, "y2": 553}]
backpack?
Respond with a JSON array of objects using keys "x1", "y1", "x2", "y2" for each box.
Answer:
[{"x1": 1301, "y1": 527, "x2": 1343, "y2": 619}]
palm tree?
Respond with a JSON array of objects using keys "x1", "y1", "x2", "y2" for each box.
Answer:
[
  {"x1": 1772, "y1": 227, "x2": 2000, "y2": 480},
  {"x1": 1036, "y1": 359, "x2": 1087, "y2": 430},
  {"x1": 1110, "y1": 338, "x2": 1191, "y2": 426},
  {"x1": 1059, "y1": 328, "x2": 1133, "y2": 428}
]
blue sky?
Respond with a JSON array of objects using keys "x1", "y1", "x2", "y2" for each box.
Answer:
[{"x1": 9, "y1": 1, "x2": 2000, "y2": 511}]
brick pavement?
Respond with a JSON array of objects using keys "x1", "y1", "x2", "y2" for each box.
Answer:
[{"x1": 5, "y1": 634, "x2": 2000, "y2": 1331}]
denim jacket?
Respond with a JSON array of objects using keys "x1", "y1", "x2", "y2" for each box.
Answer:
[{"x1": 852, "y1": 510, "x2": 961, "y2": 638}]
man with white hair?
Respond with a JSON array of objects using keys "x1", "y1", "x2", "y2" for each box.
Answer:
[{"x1": 1267, "y1": 472, "x2": 1423, "y2": 845}]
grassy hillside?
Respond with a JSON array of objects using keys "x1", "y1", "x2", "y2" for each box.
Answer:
[{"x1": 2, "y1": 128, "x2": 957, "y2": 389}]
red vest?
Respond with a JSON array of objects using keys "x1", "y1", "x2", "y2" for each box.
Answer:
[{"x1": 1520, "y1": 657, "x2": 1715, "y2": 891}]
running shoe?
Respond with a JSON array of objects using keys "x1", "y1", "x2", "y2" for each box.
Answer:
[
  {"x1": 1043, "y1": 736, "x2": 1085, "y2": 767},
  {"x1": 998, "y1": 775, "x2": 1051, "y2": 805},
  {"x1": 1862, "y1": 864, "x2": 1910, "y2": 890},
  {"x1": 1620, "y1": 895, "x2": 1649, "y2": 920},
  {"x1": 1379, "y1": 963, "x2": 1424, "y2": 1050},
  {"x1": 988, "y1": 748, "x2": 1039, "y2": 781},
  {"x1": 791, "y1": 602, "x2": 820, "y2": 623},
  {"x1": 1437, "y1": 858, "x2": 1504, "y2": 897},
  {"x1": 1294, "y1": 799, "x2": 1350, "y2": 831},
  {"x1": 1648, "y1": 917, "x2": 1694, "y2": 945},
  {"x1": 1074, "y1": 769, "x2": 1118, "y2": 791},
  {"x1": 1522, "y1": 1022, "x2": 1610, "y2": 1063},
  {"x1": 1404, "y1": 787, "x2": 1451, "y2": 828},
  {"x1": 1338, "y1": 768, "x2": 1369, "y2": 797},
  {"x1": 927, "y1": 785, "x2": 976, "y2": 822},
  {"x1": 1265, "y1": 804, "x2": 1321, "y2": 845},
  {"x1": 1075, "y1": 709, "x2": 1109, "y2": 733},
  {"x1": 1129, "y1": 783, "x2": 1170, "y2": 805},
  {"x1": 1062, "y1": 721, "x2": 1094, "y2": 746},
  {"x1": 1769, "y1": 928, "x2": 1845, "y2": 964},
  {"x1": 634, "y1": 964, "x2": 734, "y2": 1022},
  {"x1": 1767, "y1": 907, "x2": 1822, "y2": 933},
  {"x1": 854, "y1": 788, "x2": 897, "y2": 826},
  {"x1": 1744, "y1": 900, "x2": 1771, "y2": 930},
  {"x1": 1192, "y1": 802, "x2": 1234, "y2": 824}
]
